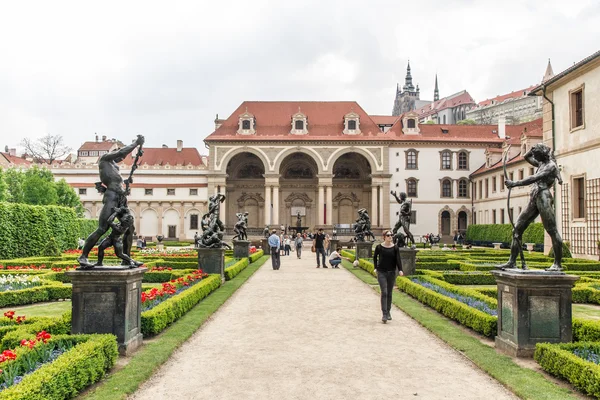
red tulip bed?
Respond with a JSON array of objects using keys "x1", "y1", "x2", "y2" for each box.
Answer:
[{"x1": 141, "y1": 270, "x2": 208, "y2": 312}]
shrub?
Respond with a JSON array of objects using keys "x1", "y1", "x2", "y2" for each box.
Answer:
[
  {"x1": 534, "y1": 342, "x2": 600, "y2": 398},
  {"x1": 1, "y1": 314, "x2": 71, "y2": 350},
  {"x1": 249, "y1": 250, "x2": 264, "y2": 263},
  {"x1": 76, "y1": 218, "x2": 99, "y2": 241},
  {"x1": 224, "y1": 258, "x2": 250, "y2": 281},
  {"x1": 43, "y1": 237, "x2": 61, "y2": 257},
  {"x1": 0, "y1": 333, "x2": 118, "y2": 399},
  {"x1": 440, "y1": 272, "x2": 497, "y2": 285},
  {"x1": 573, "y1": 318, "x2": 600, "y2": 342},
  {"x1": 465, "y1": 223, "x2": 544, "y2": 244},
  {"x1": 340, "y1": 250, "x2": 355, "y2": 262},
  {"x1": 141, "y1": 274, "x2": 221, "y2": 336},
  {"x1": 549, "y1": 241, "x2": 573, "y2": 259},
  {"x1": 0, "y1": 282, "x2": 71, "y2": 308}
]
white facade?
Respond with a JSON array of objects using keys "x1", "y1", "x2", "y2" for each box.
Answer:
[{"x1": 466, "y1": 92, "x2": 543, "y2": 125}]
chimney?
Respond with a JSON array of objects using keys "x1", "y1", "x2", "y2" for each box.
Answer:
[
  {"x1": 95, "y1": 134, "x2": 99, "y2": 142},
  {"x1": 498, "y1": 116, "x2": 506, "y2": 139},
  {"x1": 4, "y1": 145, "x2": 7, "y2": 152},
  {"x1": 162, "y1": 144, "x2": 168, "y2": 148},
  {"x1": 8, "y1": 148, "x2": 16, "y2": 157},
  {"x1": 177, "y1": 140, "x2": 183, "y2": 152},
  {"x1": 214, "y1": 114, "x2": 223, "y2": 130},
  {"x1": 102, "y1": 135, "x2": 107, "y2": 141}
]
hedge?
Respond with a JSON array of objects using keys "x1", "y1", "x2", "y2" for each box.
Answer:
[
  {"x1": 0, "y1": 203, "x2": 80, "y2": 259},
  {"x1": 141, "y1": 274, "x2": 221, "y2": 336},
  {"x1": 573, "y1": 318, "x2": 600, "y2": 342},
  {"x1": 397, "y1": 276, "x2": 497, "y2": 336},
  {"x1": 249, "y1": 250, "x2": 264, "y2": 263},
  {"x1": 534, "y1": 342, "x2": 600, "y2": 399},
  {"x1": 416, "y1": 261, "x2": 461, "y2": 271},
  {"x1": 439, "y1": 271, "x2": 497, "y2": 285},
  {"x1": 340, "y1": 250, "x2": 355, "y2": 262},
  {"x1": 76, "y1": 218, "x2": 100, "y2": 241},
  {"x1": 1, "y1": 313, "x2": 72, "y2": 350},
  {"x1": 224, "y1": 258, "x2": 250, "y2": 280},
  {"x1": 0, "y1": 334, "x2": 118, "y2": 400},
  {"x1": 0, "y1": 282, "x2": 71, "y2": 308},
  {"x1": 466, "y1": 222, "x2": 544, "y2": 244}
]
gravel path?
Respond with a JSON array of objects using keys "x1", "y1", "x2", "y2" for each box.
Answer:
[{"x1": 131, "y1": 253, "x2": 517, "y2": 400}]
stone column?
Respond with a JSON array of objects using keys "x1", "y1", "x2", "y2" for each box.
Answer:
[
  {"x1": 318, "y1": 185, "x2": 325, "y2": 225},
  {"x1": 272, "y1": 185, "x2": 280, "y2": 226},
  {"x1": 179, "y1": 203, "x2": 185, "y2": 241},
  {"x1": 378, "y1": 185, "x2": 384, "y2": 227},
  {"x1": 157, "y1": 204, "x2": 164, "y2": 238},
  {"x1": 264, "y1": 186, "x2": 271, "y2": 226},
  {"x1": 371, "y1": 186, "x2": 378, "y2": 226},
  {"x1": 326, "y1": 185, "x2": 333, "y2": 226}
]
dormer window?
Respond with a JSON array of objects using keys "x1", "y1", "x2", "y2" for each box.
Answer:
[
  {"x1": 237, "y1": 109, "x2": 256, "y2": 135},
  {"x1": 290, "y1": 110, "x2": 308, "y2": 135},
  {"x1": 343, "y1": 112, "x2": 361, "y2": 135},
  {"x1": 407, "y1": 119, "x2": 416, "y2": 128},
  {"x1": 402, "y1": 112, "x2": 420, "y2": 135}
]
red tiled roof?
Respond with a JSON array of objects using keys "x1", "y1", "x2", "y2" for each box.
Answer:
[
  {"x1": 79, "y1": 141, "x2": 120, "y2": 151},
  {"x1": 120, "y1": 148, "x2": 205, "y2": 167},
  {"x1": 471, "y1": 154, "x2": 525, "y2": 176},
  {"x1": 413, "y1": 91, "x2": 475, "y2": 119},
  {"x1": 370, "y1": 115, "x2": 399, "y2": 126},
  {"x1": 205, "y1": 101, "x2": 388, "y2": 142},
  {"x1": 477, "y1": 86, "x2": 537, "y2": 107},
  {"x1": 0, "y1": 152, "x2": 31, "y2": 166},
  {"x1": 487, "y1": 148, "x2": 504, "y2": 153},
  {"x1": 531, "y1": 50, "x2": 600, "y2": 94}
]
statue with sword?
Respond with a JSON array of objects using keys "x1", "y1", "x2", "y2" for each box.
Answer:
[
  {"x1": 78, "y1": 135, "x2": 145, "y2": 269},
  {"x1": 497, "y1": 143, "x2": 564, "y2": 271}
]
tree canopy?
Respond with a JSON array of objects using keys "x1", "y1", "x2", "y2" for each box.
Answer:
[{"x1": 20, "y1": 134, "x2": 72, "y2": 164}]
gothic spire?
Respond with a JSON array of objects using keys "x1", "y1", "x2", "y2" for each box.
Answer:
[
  {"x1": 434, "y1": 74, "x2": 439, "y2": 101},
  {"x1": 403, "y1": 60, "x2": 415, "y2": 91},
  {"x1": 542, "y1": 58, "x2": 554, "y2": 83}
]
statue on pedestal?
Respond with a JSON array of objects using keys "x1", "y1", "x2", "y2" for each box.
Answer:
[
  {"x1": 263, "y1": 225, "x2": 270, "y2": 238},
  {"x1": 498, "y1": 143, "x2": 563, "y2": 271},
  {"x1": 354, "y1": 208, "x2": 375, "y2": 242},
  {"x1": 296, "y1": 211, "x2": 302, "y2": 229},
  {"x1": 78, "y1": 135, "x2": 145, "y2": 269},
  {"x1": 232, "y1": 212, "x2": 249, "y2": 241},
  {"x1": 95, "y1": 207, "x2": 143, "y2": 268},
  {"x1": 198, "y1": 193, "x2": 231, "y2": 249},
  {"x1": 391, "y1": 191, "x2": 415, "y2": 247}
]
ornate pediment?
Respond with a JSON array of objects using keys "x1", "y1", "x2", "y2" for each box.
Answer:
[
  {"x1": 284, "y1": 192, "x2": 313, "y2": 203},
  {"x1": 332, "y1": 191, "x2": 360, "y2": 202},
  {"x1": 236, "y1": 192, "x2": 265, "y2": 205}
]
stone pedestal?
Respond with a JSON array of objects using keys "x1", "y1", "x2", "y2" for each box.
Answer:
[
  {"x1": 525, "y1": 243, "x2": 535, "y2": 253},
  {"x1": 261, "y1": 239, "x2": 269, "y2": 251},
  {"x1": 198, "y1": 248, "x2": 225, "y2": 282},
  {"x1": 355, "y1": 242, "x2": 373, "y2": 260},
  {"x1": 493, "y1": 243, "x2": 502, "y2": 250},
  {"x1": 157, "y1": 243, "x2": 164, "y2": 251},
  {"x1": 398, "y1": 248, "x2": 418, "y2": 276},
  {"x1": 233, "y1": 240, "x2": 250, "y2": 258},
  {"x1": 67, "y1": 267, "x2": 147, "y2": 356},
  {"x1": 329, "y1": 239, "x2": 340, "y2": 252},
  {"x1": 491, "y1": 269, "x2": 579, "y2": 357}
]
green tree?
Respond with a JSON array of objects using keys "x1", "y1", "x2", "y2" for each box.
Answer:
[
  {"x1": 56, "y1": 178, "x2": 84, "y2": 216},
  {"x1": 0, "y1": 168, "x2": 7, "y2": 202},
  {"x1": 425, "y1": 120, "x2": 435, "y2": 124},
  {"x1": 4, "y1": 168, "x2": 25, "y2": 203},
  {"x1": 457, "y1": 119, "x2": 477, "y2": 125},
  {"x1": 22, "y1": 165, "x2": 58, "y2": 205}
]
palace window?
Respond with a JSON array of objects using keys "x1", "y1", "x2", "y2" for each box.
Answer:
[
  {"x1": 145, "y1": 188, "x2": 153, "y2": 195},
  {"x1": 79, "y1": 151, "x2": 89, "y2": 156},
  {"x1": 410, "y1": 211, "x2": 417, "y2": 224},
  {"x1": 291, "y1": 111, "x2": 308, "y2": 134},
  {"x1": 407, "y1": 119, "x2": 416, "y2": 128},
  {"x1": 406, "y1": 150, "x2": 418, "y2": 170},
  {"x1": 343, "y1": 112, "x2": 361, "y2": 134},
  {"x1": 518, "y1": 169, "x2": 524, "y2": 180},
  {"x1": 407, "y1": 178, "x2": 418, "y2": 197},
  {"x1": 78, "y1": 188, "x2": 87, "y2": 195},
  {"x1": 167, "y1": 188, "x2": 175, "y2": 196},
  {"x1": 295, "y1": 120, "x2": 304, "y2": 130},
  {"x1": 500, "y1": 209, "x2": 505, "y2": 224},
  {"x1": 237, "y1": 110, "x2": 256, "y2": 135},
  {"x1": 348, "y1": 120, "x2": 357, "y2": 130},
  {"x1": 457, "y1": 151, "x2": 469, "y2": 170},
  {"x1": 478, "y1": 180, "x2": 482, "y2": 199},
  {"x1": 441, "y1": 151, "x2": 452, "y2": 170},
  {"x1": 190, "y1": 214, "x2": 199, "y2": 230},
  {"x1": 573, "y1": 176, "x2": 586, "y2": 219},
  {"x1": 458, "y1": 179, "x2": 469, "y2": 198},
  {"x1": 492, "y1": 176, "x2": 497, "y2": 192},
  {"x1": 242, "y1": 120, "x2": 251, "y2": 130},
  {"x1": 529, "y1": 167, "x2": 535, "y2": 176},
  {"x1": 492, "y1": 209, "x2": 497, "y2": 224},
  {"x1": 190, "y1": 188, "x2": 198, "y2": 195},
  {"x1": 485, "y1": 179, "x2": 489, "y2": 198},
  {"x1": 570, "y1": 86, "x2": 584, "y2": 130},
  {"x1": 441, "y1": 179, "x2": 452, "y2": 198}
]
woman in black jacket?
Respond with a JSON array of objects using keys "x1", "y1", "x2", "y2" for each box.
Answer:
[{"x1": 373, "y1": 230, "x2": 403, "y2": 323}]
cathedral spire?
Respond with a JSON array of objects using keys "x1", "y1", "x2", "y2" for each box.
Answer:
[
  {"x1": 434, "y1": 74, "x2": 439, "y2": 101},
  {"x1": 403, "y1": 61, "x2": 415, "y2": 91},
  {"x1": 542, "y1": 58, "x2": 554, "y2": 83}
]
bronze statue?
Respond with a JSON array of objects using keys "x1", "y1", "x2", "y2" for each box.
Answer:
[
  {"x1": 354, "y1": 208, "x2": 375, "y2": 242},
  {"x1": 296, "y1": 211, "x2": 302, "y2": 228},
  {"x1": 232, "y1": 212, "x2": 249, "y2": 241},
  {"x1": 95, "y1": 207, "x2": 143, "y2": 268},
  {"x1": 498, "y1": 143, "x2": 563, "y2": 271},
  {"x1": 198, "y1": 193, "x2": 230, "y2": 248},
  {"x1": 391, "y1": 191, "x2": 415, "y2": 247},
  {"x1": 78, "y1": 135, "x2": 144, "y2": 268},
  {"x1": 263, "y1": 225, "x2": 270, "y2": 239}
]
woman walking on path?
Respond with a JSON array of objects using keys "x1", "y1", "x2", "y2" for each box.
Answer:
[
  {"x1": 373, "y1": 230, "x2": 403, "y2": 323},
  {"x1": 294, "y1": 233, "x2": 303, "y2": 259},
  {"x1": 284, "y1": 235, "x2": 291, "y2": 256}
]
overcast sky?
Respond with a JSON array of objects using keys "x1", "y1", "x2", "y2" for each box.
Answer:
[{"x1": 1, "y1": 0, "x2": 598, "y2": 155}]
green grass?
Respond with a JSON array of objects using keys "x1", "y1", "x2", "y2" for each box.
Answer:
[
  {"x1": 82, "y1": 255, "x2": 269, "y2": 400},
  {"x1": 0, "y1": 300, "x2": 71, "y2": 318},
  {"x1": 573, "y1": 304, "x2": 600, "y2": 320},
  {"x1": 342, "y1": 260, "x2": 581, "y2": 400}
]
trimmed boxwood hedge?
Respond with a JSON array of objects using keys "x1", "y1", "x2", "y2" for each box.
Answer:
[
  {"x1": 249, "y1": 250, "x2": 264, "y2": 263},
  {"x1": 1, "y1": 313, "x2": 71, "y2": 350},
  {"x1": 224, "y1": 258, "x2": 250, "y2": 280},
  {"x1": 440, "y1": 272, "x2": 497, "y2": 285},
  {"x1": 534, "y1": 342, "x2": 600, "y2": 399},
  {"x1": 141, "y1": 274, "x2": 221, "y2": 336},
  {"x1": 0, "y1": 333, "x2": 118, "y2": 400},
  {"x1": 465, "y1": 222, "x2": 543, "y2": 245},
  {"x1": 340, "y1": 250, "x2": 355, "y2": 262},
  {"x1": 573, "y1": 318, "x2": 600, "y2": 342},
  {"x1": 396, "y1": 276, "x2": 497, "y2": 336},
  {"x1": 0, "y1": 282, "x2": 71, "y2": 308}
]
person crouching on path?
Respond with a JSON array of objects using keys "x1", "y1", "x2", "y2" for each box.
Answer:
[
  {"x1": 314, "y1": 228, "x2": 327, "y2": 268},
  {"x1": 268, "y1": 229, "x2": 281, "y2": 270},
  {"x1": 328, "y1": 247, "x2": 350, "y2": 268},
  {"x1": 295, "y1": 233, "x2": 303, "y2": 259},
  {"x1": 374, "y1": 230, "x2": 403, "y2": 323}
]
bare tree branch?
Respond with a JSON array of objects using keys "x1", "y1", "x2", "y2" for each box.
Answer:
[{"x1": 20, "y1": 134, "x2": 72, "y2": 164}]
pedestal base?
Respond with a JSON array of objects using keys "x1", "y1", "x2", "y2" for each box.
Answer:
[
  {"x1": 398, "y1": 248, "x2": 418, "y2": 275},
  {"x1": 198, "y1": 248, "x2": 225, "y2": 282},
  {"x1": 157, "y1": 243, "x2": 164, "y2": 251},
  {"x1": 355, "y1": 242, "x2": 373, "y2": 260},
  {"x1": 233, "y1": 240, "x2": 250, "y2": 258},
  {"x1": 491, "y1": 269, "x2": 579, "y2": 357},
  {"x1": 261, "y1": 238, "x2": 269, "y2": 251},
  {"x1": 67, "y1": 267, "x2": 147, "y2": 356},
  {"x1": 329, "y1": 239, "x2": 340, "y2": 252}
]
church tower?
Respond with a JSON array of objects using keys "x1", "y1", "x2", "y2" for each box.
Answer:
[
  {"x1": 392, "y1": 61, "x2": 421, "y2": 116},
  {"x1": 434, "y1": 74, "x2": 439, "y2": 101}
]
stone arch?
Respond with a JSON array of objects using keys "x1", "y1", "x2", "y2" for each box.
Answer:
[
  {"x1": 438, "y1": 206, "x2": 456, "y2": 237},
  {"x1": 272, "y1": 147, "x2": 324, "y2": 174},
  {"x1": 217, "y1": 147, "x2": 269, "y2": 173},
  {"x1": 83, "y1": 208, "x2": 92, "y2": 219},
  {"x1": 332, "y1": 192, "x2": 360, "y2": 225},
  {"x1": 236, "y1": 192, "x2": 265, "y2": 228},
  {"x1": 456, "y1": 206, "x2": 470, "y2": 234},
  {"x1": 140, "y1": 208, "x2": 159, "y2": 238},
  {"x1": 329, "y1": 147, "x2": 379, "y2": 173},
  {"x1": 163, "y1": 208, "x2": 180, "y2": 239}
]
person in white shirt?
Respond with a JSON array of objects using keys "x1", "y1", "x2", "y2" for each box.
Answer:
[{"x1": 328, "y1": 247, "x2": 350, "y2": 269}]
